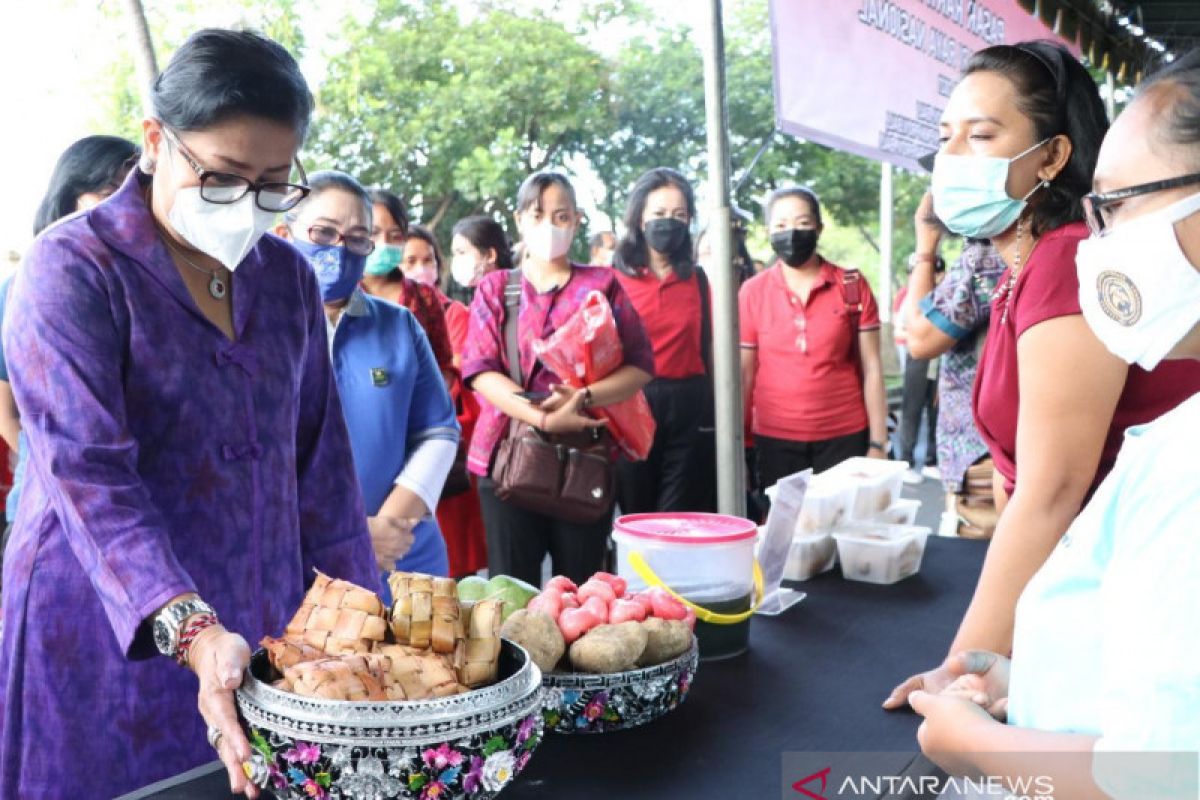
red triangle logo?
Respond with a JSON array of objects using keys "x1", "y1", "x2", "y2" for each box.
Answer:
[{"x1": 792, "y1": 766, "x2": 831, "y2": 799}]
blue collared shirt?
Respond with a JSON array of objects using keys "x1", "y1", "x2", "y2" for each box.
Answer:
[{"x1": 329, "y1": 289, "x2": 459, "y2": 579}]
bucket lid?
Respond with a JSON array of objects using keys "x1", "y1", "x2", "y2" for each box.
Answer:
[{"x1": 614, "y1": 512, "x2": 758, "y2": 545}]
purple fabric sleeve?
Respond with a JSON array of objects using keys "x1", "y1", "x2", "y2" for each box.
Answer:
[{"x1": 3, "y1": 232, "x2": 195, "y2": 658}]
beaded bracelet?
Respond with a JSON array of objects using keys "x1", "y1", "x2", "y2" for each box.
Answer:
[{"x1": 177, "y1": 612, "x2": 219, "y2": 667}]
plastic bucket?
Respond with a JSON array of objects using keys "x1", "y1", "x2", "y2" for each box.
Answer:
[{"x1": 613, "y1": 513, "x2": 762, "y2": 661}]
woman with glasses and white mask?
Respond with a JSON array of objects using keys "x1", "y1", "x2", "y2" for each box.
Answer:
[
  {"x1": 0, "y1": 30, "x2": 377, "y2": 798},
  {"x1": 908, "y1": 49, "x2": 1200, "y2": 799},
  {"x1": 277, "y1": 171, "x2": 459, "y2": 589},
  {"x1": 885, "y1": 41, "x2": 1200, "y2": 713}
]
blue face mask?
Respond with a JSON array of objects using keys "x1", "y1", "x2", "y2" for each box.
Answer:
[
  {"x1": 293, "y1": 240, "x2": 367, "y2": 302},
  {"x1": 931, "y1": 139, "x2": 1050, "y2": 238}
]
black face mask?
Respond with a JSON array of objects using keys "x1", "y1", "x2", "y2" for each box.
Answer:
[
  {"x1": 643, "y1": 218, "x2": 689, "y2": 255},
  {"x1": 770, "y1": 228, "x2": 819, "y2": 267}
]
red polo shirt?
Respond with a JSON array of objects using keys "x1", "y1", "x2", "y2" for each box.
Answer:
[
  {"x1": 973, "y1": 221, "x2": 1200, "y2": 496},
  {"x1": 614, "y1": 268, "x2": 706, "y2": 379},
  {"x1": 739, "y1": 260, "x2": 880, "y2": 441}
]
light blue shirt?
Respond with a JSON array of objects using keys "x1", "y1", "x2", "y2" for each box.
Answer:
[
  {"x1": 1009, "y1": 392, "x2": 1200, "y2": 799},
  {"x1": 329, "y1": 290, "x2": 459, "y2": 586}
]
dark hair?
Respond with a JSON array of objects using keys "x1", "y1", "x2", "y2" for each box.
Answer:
[
  {"x1": 152, "y1": 29, "x2": 313, "y2": 137},
  {"x1": 34, "y1": 135, "x2": 138, "y2": 234},
  {"x1": 588, "y1": 231, "x2": 615, "y2": 252},
  {"x1": 963, "y1": 41, "x2": 1109, "y2": 236},
  {"x1": 613, "y1": 168, "x2": 697, "y2": 278},
  {"x1": 406, "y1": 224, "x2": 445, "y2": 278},
  {"x1": 368, "y1": 188, "x2": 409, "y2": 237},
  {"x1": 515, "y1": 171, "x2": 577, "y2": 215},
  {"x1": 452, "y1": 215, "x2": 514, "y2": 272},
  {"x1": 763, "y1": 186, "x2": 822, "y2": 226},
  {"x1": 296, "y1": 170, "x2": 371, "y2": 218},
  {"x1": 1138, "y1": 48, "x2": 1200, "y2": 167}
]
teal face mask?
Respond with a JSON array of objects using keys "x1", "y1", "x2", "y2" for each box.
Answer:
[
  {"x1": 931, "y1": 139, "x2": 1050, "y2": 238},
  {"x1": 364, "y1": 243, "x2": 404, "y2": 276}
]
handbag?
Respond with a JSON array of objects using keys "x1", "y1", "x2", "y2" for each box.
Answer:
[
  {"x1": 956, "y1": 456, "x2": 999, "y2": 539},
  {"x1": 489, "y1": 269, "x2": 616, "y2": 523}
]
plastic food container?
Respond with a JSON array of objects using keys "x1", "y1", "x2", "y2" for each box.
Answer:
[
  {"x1": 870, "y1": 498, "x2": 921, "y2": 526},
  {"x1": 614, "y1": 513, "x2": 760, "y2": 660},
  {"x1": 820, "y1": 457, "x2": 909, "y2": 520},
  {"x1": 783, "y1": 534, "x2": 837, "y2": 581},
  {"x1": 791, "y1": 476, "x2": 853, "y2": 537},
  {"x1": 832, "y1": 522, "x2": 932, "y2": 585}
]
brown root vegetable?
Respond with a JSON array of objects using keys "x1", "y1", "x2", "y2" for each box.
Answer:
[
  {"x1": 569, "y1": 621, "x2": 648, "y2": 674},
  {"x1": 499, "y1": 609, "x2": 565, "y2": 673},
  {"x1": 637, "y1": 618, "x2": 693, "y2": 666}
]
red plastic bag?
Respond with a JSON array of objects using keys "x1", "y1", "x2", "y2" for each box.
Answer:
[{"x1": 532, "y1": 291, "x2": 656, "y2": 461}]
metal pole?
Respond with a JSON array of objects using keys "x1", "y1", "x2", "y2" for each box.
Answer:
[
  {"x1": 1105, "y1": 71, "x2": 1117, "y2": 121},
  {"x1": 878, "y1": 162, "x2": 894, "y2": 325},
  {"x1": 700, "y1": 0, "x2": 746, "y2": 517}
]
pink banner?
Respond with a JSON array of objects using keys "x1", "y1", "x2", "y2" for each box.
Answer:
[{"x1": 769, "y1": 0, "x2": 1079, "y2": 170}]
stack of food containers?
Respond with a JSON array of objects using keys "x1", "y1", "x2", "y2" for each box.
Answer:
[{"x1": 777, "y1": 458, "x2": 934, "y2": 585}]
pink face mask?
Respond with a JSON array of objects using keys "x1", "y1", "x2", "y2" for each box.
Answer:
[{"x1": 403, "y1": 263, "x2": 438, "y2": 287}]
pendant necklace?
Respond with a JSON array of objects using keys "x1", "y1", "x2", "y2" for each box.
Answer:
[
  {"x1": 992, "y1": 217, "x2": 1027, "y2": 326},
  {"x1": 163, "y1": 237, "x2": 228, "y2": 300}
]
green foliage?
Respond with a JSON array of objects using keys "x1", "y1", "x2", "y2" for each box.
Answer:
[
  {"x1": 310, "y1": 0, "x2": 613, "y2": 243},
  {"x1": 88, "y1": 0, "x2": 940, "y2": 279}
]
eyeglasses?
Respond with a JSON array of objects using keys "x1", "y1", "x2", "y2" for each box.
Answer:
[
  {"x1": 305, "y1": 224, "x2": 376, "y2": 256},
  {"x1": 161, "y1": 126, "x2": 310, "y2": 213},
  {"x1": 1082, "y1": 172, "x2": 1200, "y2": 236}
]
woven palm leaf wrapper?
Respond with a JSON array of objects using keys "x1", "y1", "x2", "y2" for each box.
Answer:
[
  {"x1": 285, "y1": 571, "x2": 389, "y2": 655},
  {"x1": 389, "y1": 572, "x2": 502, "y2": 688},
  {"x1": 259, "y1": 571, "x2": 505, "y2": 701},
  {"x1": 458, "y1": 597, "x2": 503, "y2": 687}
]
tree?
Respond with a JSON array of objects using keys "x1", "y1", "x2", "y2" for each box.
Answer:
[
  {"x1": 120, "y1": 0, "x2": 160, "y2": 116},
  {"x1": 587, "y1": 25, "x2": 707, "y2": 223},
  {"x1": 310, "y1": 0, "x2": 615, "y2": 242},
  {"x1": 91, "y1": 0, "x2": 307, "y2": 140}
]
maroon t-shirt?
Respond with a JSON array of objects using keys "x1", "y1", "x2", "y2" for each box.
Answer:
[{"x1": 973, "y1": 221, "x2": 1200, "y2": 495}]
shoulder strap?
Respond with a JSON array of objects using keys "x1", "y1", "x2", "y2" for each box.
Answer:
[
  {"x1": 695, "y1": 266, "x2": 713, "y2": 377},
  {"x1": 840, "y1": 267, "x2": 864, "y2": 376},
  {"x1": 503, "y1": 268, "x2": 524, "y2": 387}
]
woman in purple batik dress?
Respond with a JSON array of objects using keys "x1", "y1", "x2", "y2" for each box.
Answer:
[{"x1": 0, "y1": 30, "x2": 377, "y2": 798}]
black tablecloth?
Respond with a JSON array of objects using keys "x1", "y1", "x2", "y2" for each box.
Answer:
[{"x1": 121, "y1": 536, "x2": 988, "y2": 800}]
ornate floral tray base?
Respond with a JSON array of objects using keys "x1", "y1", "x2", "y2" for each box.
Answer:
[
  {"x1": 236, "y1": 641, "x2": 544, "y2": 799},
  {"x1": 540, "y1": 640, "x2": 698, "y2": 734}
]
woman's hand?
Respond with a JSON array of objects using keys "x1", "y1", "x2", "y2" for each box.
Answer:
[
  {"x1": 866, "y1": 444, "x2": 888, "y2": 460},
  {"x1": 368, "y1": 515, "x2": 417, "y2": 571},
  {"x1": 941, "y1": 650, "x2": 1011, "y2": 721},
  {"x1": 536, "y1": 384, "x2": 576, "y2": 414},
  {"x1": 189, "y1": 625, "x2": 258, "y2": 798},
  {"x1": 909, "y1": 689, "x2": 997, "y2": 775},
  {"x1": 881, "y1": 661, "x2": 958, "y2": 710},
  {"x1": 541, "y1": 388, "x2": 607, "y2": 435},
  {"x1": 914, "y1": 191, "x2": 944, "y2": 256}
]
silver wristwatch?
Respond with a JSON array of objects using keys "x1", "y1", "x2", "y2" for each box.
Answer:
[{"x1": 153, "y1": 597, "x2": 216, "y2": 658}]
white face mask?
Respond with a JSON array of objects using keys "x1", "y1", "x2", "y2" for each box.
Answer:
[
  {"x1": 403, "y1": 262, "x2": 438, "y2": 287},
  {"x1": 523, "y1": 219, "x2": 574, "y2": 262},
  {"x1": 1076, "y1": 190, "x2": 1200, "y2": 370},
  {"x1": 450, "y1": 254, "x2": 484, "y2": 288},
  {"x1": 168, "y1": 187, "x2": 277, "y2": 271}
]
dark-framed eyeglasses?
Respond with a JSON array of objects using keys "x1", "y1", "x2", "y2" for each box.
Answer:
[
  {"x1": 1083, "y1": 172, "x2": 1200, "y2": 237},
  {"x1": 161, "y1": 126, "x2": 310, "y2": 213},
  {"x1": 305, "y1": 224, "x2": 376, "y2": 256}
]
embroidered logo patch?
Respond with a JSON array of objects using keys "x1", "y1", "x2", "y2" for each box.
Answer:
[
  {"x1": 1096, "y1": 270, "x2": 1142, "y2": 327},
  {"x1": 370, "y1": 368, "x2": 390, "y2": 387}
]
